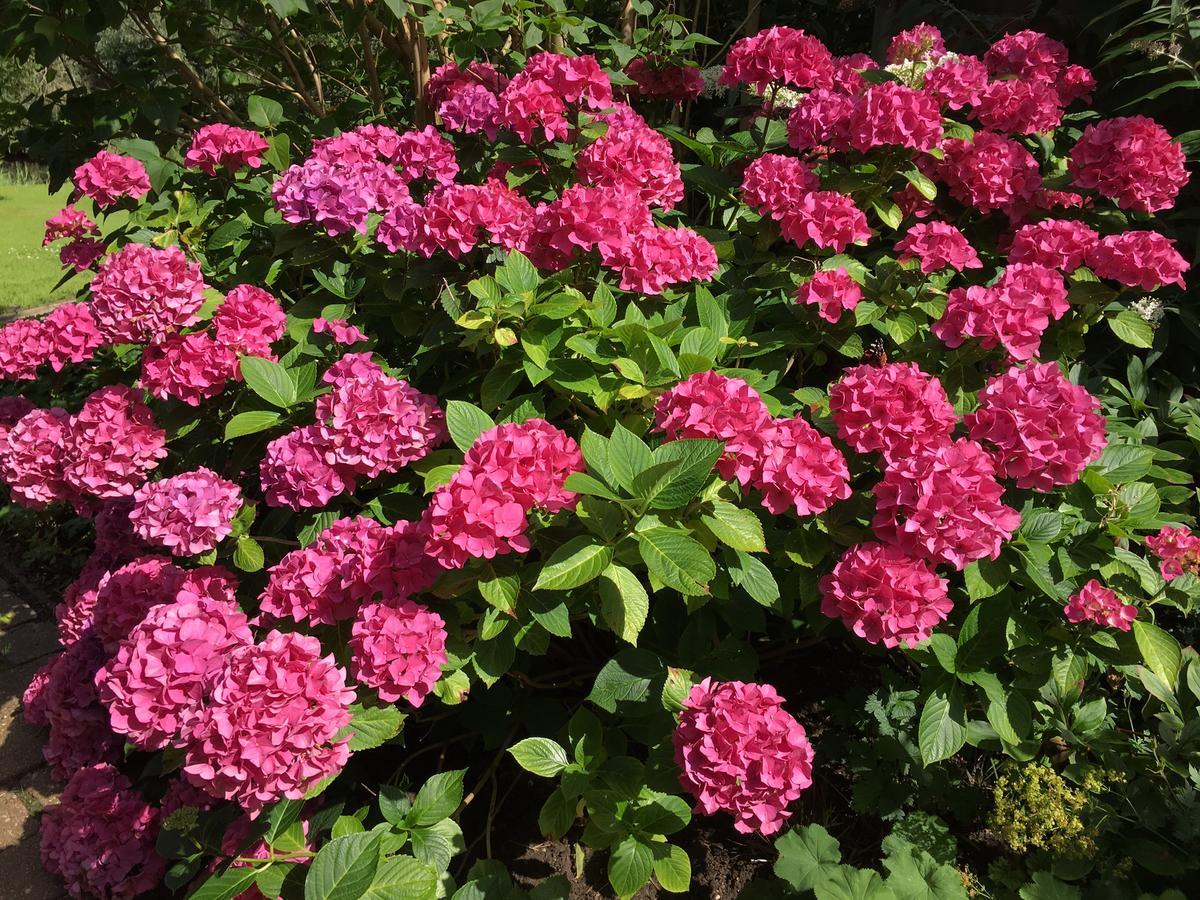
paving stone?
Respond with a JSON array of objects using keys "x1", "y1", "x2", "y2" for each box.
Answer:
[
  {"x1": 0, "y1": 839, "x2": 66, "y2": 899},
  {"x1": 0, "y1": 791, "x2": 32, "y2": 850},
  {"x1": 0, "y1": 622, "x2": 59, "y2": 670},
  {"x1": 0, "y1": 660, "x2": 50, "y2": 785}
]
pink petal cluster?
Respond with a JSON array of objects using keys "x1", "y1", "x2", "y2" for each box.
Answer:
[
  {"x1": 524, "y1": 184, "x2": 651, "y2": 270},
  {"x1": 780, "y1": 190, "x2": 871, "y2": 252},
  {"x1": 608, "y1": 225, "x2": 718, "y2": 295},
  {"x1": 895, "y1": 221, "x2": 981, "y2": 273},
  {"x1": 185, "y1": 124, "x2": 270, "y2": 175},
  {"x1": 625, "y1": 59, "x2": 705, "y2": 102},
  {"x1": 89, "y1": 243, "x2": 207, "y2": 343},
  {"x1": 1063, "y1": 579, "x2": 1136, "y2": 631},
  {"x1": 313, "y1": 317, "x2": 368, "y2": 344},
  {"x1": 350, "y1": 599, "x2": 447, "y2": 706},
  {"x1": 465, "y1": 419, "x2": 584, "y2": 513},
  {"x1": 829, "y1": 362, "x2": 957, "y2": 465},
  {"x1": 923, "y1": 56, "x2": 989, "y2": 110},
  {"x1": 786, "y1": 88, "x2": 857, "y2": 151},
  {"x1": 63, "y1": 385, "x2": 168, "y2": 499},
  {"x1": 0, "y1": 318, "x2": 51, "y2": 381},
  {"x1": 39, "y1": 764, "x2": 165, "y2": 899},
  {"x1": 720, "y1": 26, "x2": 834, "y2": 91},
  {"x1": 985, "y1": 30, "x2": 1069, "y2": 82},
  {"x1": 751, "y1": 415, "x2": 851, "y2": 516},
  {"x1": 933, "y1": 263, "x2": 1069, "y2": 361},
  {"x1": 213, "y1": 284, "x2": 288, "y2": 358},
  {"x1": 1069, "y1": 116, "x2": 1189, "y2": 213},
  {"x1": 1145, "y1": 526, "x2": 1200, "y2": 581},
  {"x1": 129, "y1": 468, "x2": 243, "y2": 556},
  {"x1": 259, "y1": 426, "x2": 354, "y2": 510},
  {"x1": 741, "y1": 153, "x2": 819, "y2": 217},
  {"x1": 140, "y1": 331, "x2": 238, "y2": 405},
  {"x1": 819, "y1": 542, "x2": 952, "y2": 647},
  {"x1": 965, "y1": 363, "x2": 1107, "y2": 491},
  {"x1": 1008, "y1": 219, "x2": 1098, "y2": 271},
  {"x1": 182, "y1": 630, "x2": 354, "y2": 815},
  {"x1": 673, "y1": 678, "x2": 814, "y2": 836},
  {"x1": 55, "y1": 560, "x2": 110, "y2": 647},
  {"x1": 271, "y1": 156, "x2": 409, "y2": 237},
  {"x1": 577, "y1": 121, "x2": 684, "y2": 208},
  {"x1": 499, "y1": 52, "x2": 613, "y2": 143},
  {"x1": 60, "y1": 238, "x2": 106, "y2": 271},
  {"x1": 95, "y1": 591, "x2": 253, "y2": 749},
  {"x1": 428, "y1": 61, "x2": 509, "y2": 136},
  {"x1": 872, "y1": 439, "x2": 1021, "y2": 570},
  {"x1": 0, "y1": 407, "x2": 74, "y2": 508},
  {"x1": 887, "y1": 23, "x2": 946, "y2": 63},
  {"x1": 260, "y1": 517, "x2": 437, "y2": 625},
  {"x1": 39, "y1": 635, "x2": 122, "y2": 778},
  {"x1": 423, "y1": 467, "x2": 533, "y2": 570},
  {"x1": 390, "y1": 125, "x2": 460, "y2": 184},
  {"x1": 937, "y1": 132, "x2": 1042, "y2": 215},
  {"x1": 44, "y1": 206, "x2": 98, "y2": 245},
  {"x1": 90, "y1": 556, "x2": 194, "y2": 651},
  {"x1": 795, "y1": 267, "x2": 862, "y2": 323},
  {"x1": 1086, "y1": 231, "x2": 1188, "y2": 290},
  {"x1": 973, "y1": 79, "x2": 1063, "y2": 135},
  {"x1": 849, "y1": 82, "x2": 942, "y2": 153},
  {"x1": 43, "y1": 303, "x2": 105, "y2": 372},
  {"x1": 72, "y1": 151, "x2": 151, "y2": 208},
  {"x1": 653, "y1": 371, "x2": 771, "y2": 487}
]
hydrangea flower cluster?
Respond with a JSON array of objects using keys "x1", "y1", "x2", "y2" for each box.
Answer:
[
  {"x1": 895, "y1": 221, "x2": 981, "y2": 273},
  {"x1": 1086, "y1": 231, "x2": 1189, "y2": 290},
  {"x1": 1063, "y1": 579, "x2": 1137, "y2": 631},
  {"x1": 795, "y1": 267, "x2": 862, "y2": 323},
  {"x1": 62, "y1": 385, "x2": 168, "y2": 500},
  {"x1": 1069, "y1": 116, "x2": 1189, "y2": 213},
  {"x1": 741, "y1": 153, "x2": 870, "y2": 253},
  {"x1": 625, "y1": 58, "x2": 705, "y2": 102},
  {"x1": 0, "y1": 304, "x2": 106, "y2": 382},
  {"x1": 185, "y1": 123, "x2": 270, "y2": 175},
  {"x1": 829, "y1": 362, "x2": 957, "y2": 465},
  {"x1": 349, "y1": 599, "x2": 448, "y2": 706},
  {"x1": 673, "y1": 678, "x2": 814, "y2": 835},
  {"x1": 89, "y1": 243, "x2": 207, "y2": 344},
  {"x1": 37, "y1": 635, "x2": 123, "y2": 779},
  {"x1": 72, "y1": 150, "x2": 151, "y2": 207},
  {"x1": 1145, "y1": 527, "x2": 1200, "y2": 581},
  {"x1": 129, "y1": 468, "x2": 244, "y2": 556}
]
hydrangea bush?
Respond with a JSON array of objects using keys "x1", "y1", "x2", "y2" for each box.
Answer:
[{"x1": 3, "y1": 15, "x2": 1199, "y2": 900}]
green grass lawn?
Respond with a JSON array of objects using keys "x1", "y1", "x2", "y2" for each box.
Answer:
[{"x1": 0, "y1": 180, "x2": 90, "y2": 312}]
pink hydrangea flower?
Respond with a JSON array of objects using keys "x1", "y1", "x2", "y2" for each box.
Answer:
[
  {"x1": 525, "y1": 185, "x2": 653, "y2": 272},
  {"x1": 1086, "y1": 231, "x2": 1189, "y2": 290},
  {"x1": 44, "y1": 206, "x2": 98, "y2": 245},
  {"x1": 500, "y1": 52, "x2": 613, "y2": 143},
  {"x1": 183, "y1": 630, "x2": 355, "y2": 816},
  {"x1": 1008, "y1": 219, "x2": 1099, "y2": 271},
  {"x1": 73, "y1": 151, "x2": 151, "y2": 207},
  {"x1": 40, "y1": 764, "x2": 165, "y2": 899},
  {"x1": 933, "y1": 263, "x2": 1069, "y2": 361},
  {"x1": 625, "y1": 59, "x2": 705, "y2": 102},
  {"x1": 1064, "y1": 579, "x2": 1136, "y2": 631},
  {"x1": 95, "y1": 591, "x2": 253, "y2": 749},
  {"x1": 893, "y1": 183, "x2": 936, "y2": 220},
  {"x1": 895, "y1": 221, "x2": 982, "y2": 273},
  {"x1": 720, "y1": 26, "x2": 834, "y2": 91},
  {"x1": 608, "y1": 225, "x2": 718, "y2": 295},
  {"x1": 820, "y1": 542, "x2": 952, "y2": 648},
  {"x1": 654, "y1": 371, "x2": 772, "y2": 487},
  {"x1": 350, "y1": 599, "x2": 447, "y2": 706},
  {"x1": 55, "y1": 558, "x2": 110, "y2": 647},
  {"x1": 779, "y1": 190, "x2": 871, "y2": 252},
  {"x1": 0, "y1": 318, "x2": 50, "y2": 381},
  {"x1": 0, "y1": 407, "x2": 75, "y2": 508},
  {"x1": 673, "y1": 678, "x2": 814, "y2": 836},
  {"x1": 312, "y1": 317, "x2": 368, "y2": 345},
  {"x1": 185, "y1": 124, "x2": 270, "y2": 175},
  {"x1": 966, "y1": 363, "x2": 1107, "y2": 491},
  {"x1": 795, "y1": 267, "x2": 862, "y2": 323},
  {"x1": 63, "y1": 385, "x2": 168, "y2": 500},
  {"x1": 391, "y1": 125, "x2": 460, "y2": 184},
  {"x1": 440, "y1": 83, "x2": 503, "y2": 140},
  {"x1": 937, "y1": 132, "x2": 1042, "y2": 215},
  {"x1": 43, "y1": 303, "x2": 105, "y2": 372},
  {"x1": 89, "y1": 243, "x2": 207, "y2": 343},
  {"x1": 428, "y1": 60, "x2": 508, "y2": 107},
  {"x1": 471, "y1": 178, "x2": 536, "y2": 250},
  {"x1": 1058, "y1": 65, "x2": 1097, "y2": 105},
  {"x1": 577, "y1": 122, "x2": 684, "y2": 209},
  {"x1": 924, "y1": 56, "x2": 988, "y2": 110},
  {"x1": 849, "y1": 82, "x2": 942, "y2": 152},
  {"x1": 140, "y1": 331, "x2": 238, "y2": 406},
  {"x1": 60, "y1": 238, "x2": 106, "y2": 272},
  {"x1": 786, "y1": 88, "x2": 856, "y2": 151},
  {"x1": 311, "y1": 125, "x2": 403, "y2": 165},
  {"x1": 1069, "y1": 116, "x2": 1189, "y2": 213},
  {"x1": 272, "y1": 157, "x2": 408, "y2": 237},
  {"x1": 213, "y1": 284, "x2": 288, "y2": 359},
  {"x1": 90, "y1": 556, "x2": 191, "y2": 651},
  {"x1": 887, "y1": 23, "x2": 946, "y2": 63},
  {"x1": 751, "y1": 415, "x2": 851, "y2": 516},
  {"x1": 423, "y1": 467, "x2": 533, "y2": 570},
  {"x1": 829, "y1": 362, "x2": 957, "y2": 465},
  {"x1": 872, "y1": 439, "x2": 1021, "y2": 570},
  {"x1": 465, "y1": 419, "x2": 584, "y2": 513},
  {"x1": 741, "y1": 153, "x2": 820, "y2": 218},
  {"x1": 376, "y1": 188, "x2": 479, "y2": 259},
  {"x1": 985, "y1": 30, "x2": 1068, "y2": 82},
  {"x1": 259, "y1": 426, "x2": 354, "y2": 511},
  {"x1": 39, "y1": 635, "x2": 123, "y2": 779},
  {"x1": 974, "y1": 79, "x2": 1063, "y2": 135},
  {"x1": 129, "y1": 468, "x2": 243, "y2": 556},
  {"x1": 22, "y1": 656, "x2": 56, "y2": 726},
  {"x1": 1145, "y1": 526, "x2": 1200, "y2": 581}
]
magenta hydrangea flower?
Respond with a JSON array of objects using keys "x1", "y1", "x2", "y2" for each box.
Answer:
[
  {"x1": 654, "y1": 371, "x2": 772, "y2": 488},
  {"x1": 848, "y1": 82, "x2": 942, "y2": 152},
  {"x1": 62, "y1": 385, "x2": 168, "y2": 499},
  {"x1": 60, "y1": 237, "x2": 106, "y2": 272},
  {"x1": 872, "y1": 439, "x2": 1021, "y2": 570},
  {"x1": 40, "y1": 764, "x2": 165, "y2": 900},
  {"x1": 90, "y1": 556, "x2": 188, "y2": 652},
  {"x1": 524, "y1": 184, "x2": 653, "y2": 272},
  {"x1": 974, "y1": 79, "x2": 1063, "y2": 135},
  {"x1": 73, "y1": 151, "x2": 151, "y2": 208},
  {"x1": 923, "y1": 56, "x2": 988, "y2": 110},
  {"x1": 95, "y1": 590, "x2": 253, "y2": 750},
  {"x1": 140, "y1": 331, "x2": 238, "y2": 406},
  {"x1": 44, "y1": 206, "x2": 98, "y2": 245},
  {"x1": 350, "y1": 599, "x2": 447, "y2": 706},
  {"x1": 577, "y1": 121, "x2": 684, "y2": 209},
  {"x1": 55, "y1": 558, "x2": 110, "y2": 647},
  {"x1": 39, "y1": 634, "x2": 123, "y2": 779},
  {"x1": 423, "y1": 467, "x2": 533, "y2": 570},
  {"x1": 0, "y1": 407, "x2": 75, "y2": 509},
  {"x1": 440, "y1": 83, "x2": 503, "y2": 139},
  {"x1": 22, "y1": 656, "x2": 56, "y2": 726},
  {"x1": 185, "y1": 123, "x2": 270, "y2": 175},
  {"x1": 89, "y1": 243, "x2": 207, "y2": 343},
  {"x1": 312, "y1": 317, "x2": 368, "y2": 345},
  {"x1": 499, "y1": 52, "x2": 613, "y2": 143},
  {"x1": 625, "y1": 58, "x2": 704, "y2": 102},
  {"x1": 720, "y1": 26, "x2": 834, "y2": 92},
  {"x1": 1008, "y1": 219, "x2": 1099, "y2": 272},
  {"x1": 259, "y1": 426, "x2": 354, "y2": 511},
  {"x1": 0, "y1": 318, "x2": 50, "y2": 381},
  {"x1": 1146, "y1": 527, "x2": 1200, "y2": 581},
  {"x1": 779, "y1": 190, "x2": 871, "y2": 252},
  {"x1": 820, "y1": 542, "x2": 952, "y2": 648},
  {"x1": 887, "y1": 23, "x2": 945, "y2": 63},
  {"x1": 895, "y1": 221, "x2": 982, "y2": 273},
  {"x1": 751, "y1": 415, "x2": 851, "y2": 517},
  {"x1": 1064, "y1": 579, "x2": 1136, "y2": 631},
  {"x1": 937, "y1": 132, "x2": 1042, "y2": 215},
  {"x1": 673, "y1": 678, "x2": 814, "y2": 836},
  {"x1": 829, "y1": 362, "x2": 957, "y2": 465},
  {"x1": 183, "y1": 630, "x2": 355, "y2": 815},
  {"x1": 465, "y1": 419, "x2": 584, "y2": 513},
  {"x1": 391, "y1": 125, "x2": 460, "y2": 184},
  {"x1": 1086, "y1": 231, "x2": 1189, "y2": 290},
  {"x1": 786, "y1": 88, "x2": 856, "y2": 152},
  {"x1": 795, "y1": 268, "x2": 862, "y2": 324},
  {"x1": 966, "y1": 363, "x2": 1107, "y2": 491},
  {"x1": 212, "y1": 285, "x2": 288, "y2": 359},
  {"x1": 608, "y1": 225, "x2": 718, "y2": 295},
  {"x1": 43, "y1": 303, "x2": 105, "y2": 372},
  {"x1": 271, "y1": 156, "x2": 408, "y2": 237},
  {"x1": 129, "y1": 468, "x2": 244, "y2": 556},
  {"x1": 1069, "y1": 116, "x2": 1189, "y2": 213}
]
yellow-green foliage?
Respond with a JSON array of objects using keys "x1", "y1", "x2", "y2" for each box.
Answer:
[{"x1": 989, "y1": 765, "x2": 1114, "y2": 859}]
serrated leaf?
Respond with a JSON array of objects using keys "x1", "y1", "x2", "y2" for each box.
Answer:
[
  {"x1": 1133, "y1": 619, "x2": 1181, "y2": 686},
  {"x1": 224, "y1": 410, "x2": 281, "y2": 440},
  {"x1": 533, "y1": 536, "x2": 612, "y2": 591},
  {"x1": 445, "y1": 401, "x2": 495, "y2": 452},
  {"x1": 363, "y1": 856, "x2": 437, "y2": 900},
  {"x1": 232, "y1": 536, "x2": 264, "y2": 572},
  {"x1": 599, "y1": 563, "x2": 649, "y2": 645},
  {"x1": 609, "y1": 423, "x2": 654, "y2": 495},
  {"x1": 342, "y1": 704, "x2": 404, "y2": 752},
  {"x1": 653, "y1": 844, "x2": 691, "y2": 893},
  {"x1": 240, "y1": 356, "x2": 296, "y2": 408},
  {"x1": 918, "y1": 685, "x2": 966, "y2": 766},
  {"x1": 538, "y1": 788, "x2": 575, "y2": 838},
  {"x1": 563, "y1": 472, "x2": 620, "y2": 500},
  {"x1": 1020, "y1": 509, "x2": 1063, "y2": 544},
  {"x1": 609, "y1": 836, "x2": 654, "y2": 899},
  {"x1": 775, "y1": 824, "x2": 842, "y2": 892},
  {"x1": 815, "y1": 865, "x2": 894, "y2": 900},
  {"x1": 407, "y1": 770, "x2": 465, "y2": 827},
  {"x1": 1108, "y1": 310, "x2": 1155, "y2": 348},
  {"x1": 642, "y1": 439, "x2": 723, "y2": 509},
  {"x1": 700, "y1": 500, "x2": 765, "y2": 552},
  {"x1": 508, "y1": 737, "x2": 570, "y2": 776},
  {"x1": 304, "y1": 832, "x2": 382, "y2": 900},
  {"x1": 638, "y1": 527, "x2": 715, "y2": 596},
  {"x1": 188, "y1": 869, "x2": 263, "y2": 900}
]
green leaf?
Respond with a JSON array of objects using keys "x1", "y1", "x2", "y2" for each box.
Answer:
[
  {"x1": 563, "y1": 472, "x2": 620, "y2": 501},
  {"x1": 872, "y1": 198, "x2": 903, "y2": 230},
  {"x1": 1020, "y1": 509, "x2": 1063, "y2": 544},
  {"x1": 407, "y1": 770, "x2": 466, "y2": 827},
  {"x1": 1108, "y1": 310, "x2": 1155, "y2": 348},
  {"x1": 918, "y1": 685, "x2": 966, "y2": 766},
  {"x1": 632, "y1": 793, "x2": 691, "y2": 835},
  {"x1": 479, "y1": 574, "x2": 519, "y2": 613},
  {"x1": 637, "y1": 527, "x2": 715, "y2": 596},
  {"x1": 728, "y1": 549, "x2": 780, "y2": 606},
  {"x1": 363, "y1": 856, "x2": 438, "y2": 900},
  {"x1": 497, "y1": 250, "x2": 539, "y2": 294},
  {"x1": 1095, "y1": 444, "x2": 1154, "y2": 484},
  {"x1": 642, "y1": 439, "x2": 723, "y2": 509},
  {"x1": 538, "y1": 788, "x2": 575, "y2": 838},
  {"x1": 232, "y1": 536, "x2": 264, "y2": 573},
  {"x1": 224, "y1": 410, "x2": 281, "y2": 440},
  {"x1": 445, "y1": 401, "x2": 495, "y2": 452},
  {"x1": 815, "y1": 865, "x2": 895, "y2": 900},
  {"x1": 533, "y1": 536, "x2": 612, "y2": 591},
  {"x1": 304, "y1": 832, "x2": 382, "y2": 900},
  {"x1": 508, "y1": 737, "x2": 570, "y2": 777},
  {"x1": 247, "y1": 94, "x2": 284, "y2": 129},
  {"x1": 774, "y1": 824, "x2": 842, "y2": 892},
  {"x1": 699, "y1": 501, "x2": 765, "y2": 552},
  {"x1": 609, "y1": 836, "x2": 654, "y2": 899},
  {"x1": 1018, "y1": 871, "x2": 1080, "y2": 900},
  {"x1": 240, "y1": 357, "x2": 297, "y2": 408},
  {"x1": 332, "y1": 816, "x2": 365, "y2": 838},
  {"x1": 587, "y1": 648, "x2": 658, "y2": 713},
  {"x1": 188, "y1": 869, "x2": 263, "y2": 900},
  {"x1": 343, "y1": 704, "x2": 404, "y2": 751},
  {"x1": 255, "y1": 863, "x2": 300, "y2": 899},
  {"x1": 263, "y1": 133, "x2": 291, "y2": 170},
  {"x1": 881, "y1": 836, "x2": 967, "y2": 900},
  {"x1": 608, "y1": 424, "x2": 654, "y2": 495},
  {"x1": 903, "y1": 169, "x2": 937, "y2": 200},
  {"x1": 1132, "y1": 619, "x2": 1181, "y2": 686},
  {"x1": 653, "y1": 844, "x2": 691, "y2": 893},
  {"x1": 599, "y1": 563, "x2": 650, "y2": 645}
]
